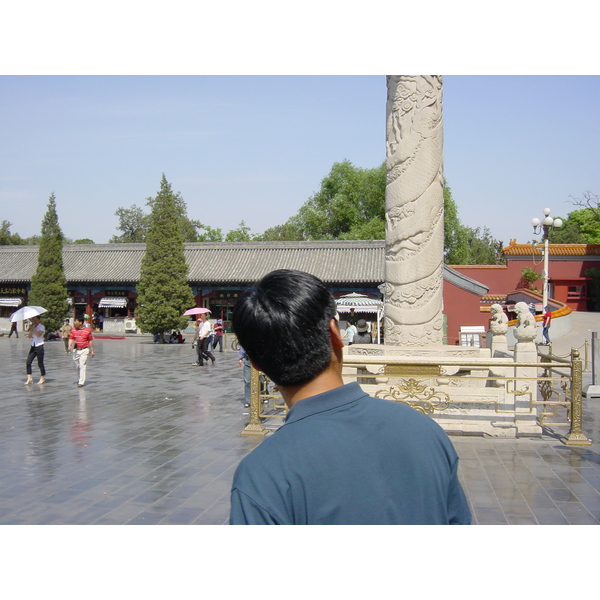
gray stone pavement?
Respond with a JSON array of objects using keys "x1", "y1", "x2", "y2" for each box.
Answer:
[{"x1": 1, "y1": 316, "x2": 600, "y2": 525}]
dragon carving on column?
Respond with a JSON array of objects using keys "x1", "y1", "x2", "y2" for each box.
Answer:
[{"x1": 384, "y1": 75, "x2": 444, "y2": 346}]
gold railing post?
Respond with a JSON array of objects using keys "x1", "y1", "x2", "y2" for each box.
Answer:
[
  {"x1": 563, "y1": 348, "x2": 592, "y2": 446},
  {"x1": 240, "y1": 365, "x2": 268, "y2": 437}
]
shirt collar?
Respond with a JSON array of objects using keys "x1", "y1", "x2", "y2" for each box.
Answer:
[{"x1": 284, "y1": 382, "x2": 368, "y2": 425}]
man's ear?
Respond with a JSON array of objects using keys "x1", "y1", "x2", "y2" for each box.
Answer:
[{"x1": 329, "y1": 318, "x2": 345, "y2": 349}]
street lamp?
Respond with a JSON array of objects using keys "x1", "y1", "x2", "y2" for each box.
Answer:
[{"x1": 531, "y1": 208, "x2": 563, "y2": 309}]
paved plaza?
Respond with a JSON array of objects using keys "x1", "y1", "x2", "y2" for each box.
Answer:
[{"x1": 1, "y1": 316, "x2": 600, "y2": 525}]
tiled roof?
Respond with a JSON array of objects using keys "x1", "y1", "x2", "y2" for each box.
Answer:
[
  {"x1": 184, "y1": 241, "x2": 385, "y2": 283},
  {"x1": 0, "y1": 241, "x2": 489, "y2": 295},
  {"x1": 0, "y1": 241, "x2": 386, "y2": 285},
  {"x1": 502, "y1": 240, "x2": 600, "y2": 256}
]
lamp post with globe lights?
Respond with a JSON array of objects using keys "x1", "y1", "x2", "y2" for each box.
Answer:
[{"x1": 531, "y1": 208, "x2": 563, "y2": 310}]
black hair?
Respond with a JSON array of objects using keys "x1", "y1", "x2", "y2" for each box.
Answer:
[{"x1": 232, "y1": 269, "x2": 337, "y2": 387}]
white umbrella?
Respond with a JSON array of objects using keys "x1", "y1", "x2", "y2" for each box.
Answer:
[
  {"x1": 10, "y1": 305, "x2": 48, "y2": 323},
  {"x1": 183, "y1": 307, "x2": 211, "y2": 316}
]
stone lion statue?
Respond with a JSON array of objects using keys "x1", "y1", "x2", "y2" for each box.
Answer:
[{"x1": 514, "y1": 301, "x2": 537, "y2": 341}]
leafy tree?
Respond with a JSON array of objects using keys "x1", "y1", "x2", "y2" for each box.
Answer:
[
  {"x1": 110, "y1": 205, "x2": 149, "y2": 243},
  {"x1": 466, "y1": 226, "x2": 505, "y2": 265},
  {"x1": 197, "y1": 224, "x2": 224, "y2": 242},
  {"x1": 73, "y1": 238, "x2": 94, "y2": 244},
  {"x1": 520, "y1": 266, "x2": 542, "y2": 290},
  {"x1": 225, "y1": 221, "x2": 254, "y2": 242},
  {"x1": 22, "y1": 234, "x2": 43, "y2": 245},
  {"x1": 443, "y1": 184, "x2": 504, "y2": 265},
  {"x1": 256, "y1": 222, "x2": 303, "y2": 242},
  {"x1": 443, "y1": 184, "x2": 470, "y2": 264},
  {"x1": 569, "y1": 191, "x2": 600, "y2": 221},
  {"x1": 286, "y1": 160, "x2": 386, "y2": 240},
  {"x1": 27, "y1": 194, "x2": 69, "y2": 337},
  {"x1": 111, "y1": 189, "x2": 211, "y2": 244},
  {"x1": 0, "y1": 220, "x2": 24, "y2": 245},
  {"x1": 135, "y1": 175, "x2": 195, "y2": 342},
  {"x1": 549, "y1": 207, "x2": 600, "y2": 244}
]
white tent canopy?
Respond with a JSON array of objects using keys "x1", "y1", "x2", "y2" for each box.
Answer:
[{"x1": 335, "y1": 293, "x2": 384, "y2": 343}]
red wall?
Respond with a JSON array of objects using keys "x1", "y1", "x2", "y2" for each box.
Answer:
[{"x1": 443, "y1": 280, "x2": 491, "y2": 346}]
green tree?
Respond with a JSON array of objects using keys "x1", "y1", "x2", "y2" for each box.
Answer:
[
  {"x1": 520, "y1": 266, "x2": 542, "y2": 290},
  {"x1": 112, "y1": 191, "x2": 208, "y2": 244},
  {"x1": 27, "y1": 194, "x2": 69, "y2": 337},
  {"x1": 197, "y1": 224, "x2": 224, "y2": 242},
  {"x1": 256, "y1": 222, "x2": 303, "y2": 242},
  {"x1": 443, "y1": 184, "x2": 470, "y2": 264},
  {"x1": 466, "y1": 226, "x2": 505, "y2": 265},
  {"x1": 549, "y1": 208, "x2": 600, "y2": 244},
  {"x1": 110, "y1": 205, "x2": 149, "y2": 243},
  {"x1": 22, "y1": 234, "x2": 43, "y2": 245},
  {"x1": 73, "y1": 238, "x2": 94, "y2": 244},
  {"x1": 225, "y1": 220, "x2": 254, "y2": 242},
  {"x1": 147, "y1": 191, "x2": 204, "y2": 242},
  {"x1": 135, "y1": 175, "x2": 195, "y2": 342},
  {"x1": 287, "y1": 160, "x2": 386, "y2": 240},
  {"x1": 443, "y1": 184, "x2": 504, "y2": 265},
  {"x1": 0, "y1": 220, "x2": 24, "y2": 245}
]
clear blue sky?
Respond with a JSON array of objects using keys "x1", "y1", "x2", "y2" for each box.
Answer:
[{"x1": 1, "y1": 75, "x2": 598, "y2": 247}]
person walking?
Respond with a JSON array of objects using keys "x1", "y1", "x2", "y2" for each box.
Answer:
[
  {"x1": 237, "y1": 346, "x2": 251, "y2": 407},
  {"x1": 193, "y1": 313, "x2": 215, "y2": 366},
  {"x1": 24, "y1": 315, "x2": 46, "y2": 385},
  {"x1": 542, "y1": 306, "x2": 552, "y2": 345},
  {"x1": 68, "y1": 316, "x2": 95, "y2": 387},
  {"x1": 212, "y1": 319, "x2": 224, "y2": 352},
  {"x1": 229, "y1": 269, "x2": 471, "y2": 525},
  {"x1": 60, "y1": 318, "x2": 72, "y2": 353},
  {"x1": 8, "y1": 321, "x2": 18, "y2": 338}
]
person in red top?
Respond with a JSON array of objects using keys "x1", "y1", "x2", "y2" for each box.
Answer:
[
  {"x1": 542, "y1": 306, "x2": 552, "y2": 345},
  {"x1": 68, "y1": 316, "x2": 95, "y2": 387}
]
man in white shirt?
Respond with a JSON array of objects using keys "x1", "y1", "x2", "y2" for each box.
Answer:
[{"x1": 193, "y1": 313, "x2": 216, "y2": 366}]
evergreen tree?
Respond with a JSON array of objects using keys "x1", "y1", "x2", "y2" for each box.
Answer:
[
  {"x1": 28, "y1": 194, "x2": 69, "y2": 337},
  {"x1": 135, "y1": 175, "x2": 195, "y2": 342}
]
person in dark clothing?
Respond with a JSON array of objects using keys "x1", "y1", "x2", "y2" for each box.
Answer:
[
  {"x1": 353, "y1": 319, "x2": 372, "y2": 344},
  {"x1": 8, "y1": 321, "x2": 18, "y2": 338}
]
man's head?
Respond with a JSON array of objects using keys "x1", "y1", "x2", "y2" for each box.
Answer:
[
  {"x1": 74, "y1": 317, "x2": 84, "y2": 329},
  {"x1": 232, "y1": 269, "x2": 338, "y2": 387}
]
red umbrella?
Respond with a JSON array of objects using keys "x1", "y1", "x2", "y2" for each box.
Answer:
[{"x1": 183, "y1": 307, "x2": 211, "y2": 316}]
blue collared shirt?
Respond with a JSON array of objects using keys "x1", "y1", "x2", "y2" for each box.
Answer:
[{"x1": 230, "y1": 382, "x2": 471, "y2": 525}]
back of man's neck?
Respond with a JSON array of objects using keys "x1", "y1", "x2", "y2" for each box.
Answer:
[{"x1": 280, "y1": 369, "x2": 345, "y2": 409}]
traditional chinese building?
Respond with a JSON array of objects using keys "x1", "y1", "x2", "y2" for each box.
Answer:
[{"x1": 0, "y1": 240, "x2": 488, "y2": 344}]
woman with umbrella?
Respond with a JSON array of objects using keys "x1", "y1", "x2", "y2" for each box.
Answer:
[
  {"x1": 24, "y1": 314, "x2": 46, "y2": 385},
  {"x1": 10, "y1": 306, "x2": 47, "y2": 385}
]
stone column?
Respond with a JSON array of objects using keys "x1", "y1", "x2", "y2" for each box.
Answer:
[
  {"x1": 513, "y1": 302, "x2": 542, "y2": 436},
  {"x1": 384, "y1": 75, "x2": 444, "y2": 346}
]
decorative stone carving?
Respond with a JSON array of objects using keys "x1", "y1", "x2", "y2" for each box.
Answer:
[
  {"x1": 514, "y1": 301, "x2": 537, "y2": 342},
  {"x1": 489, "y1": 303, "x2": 508, "y2": 336},
  {"x1": 384, "y1": 75, "x2": 444, "y2": 346}
]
